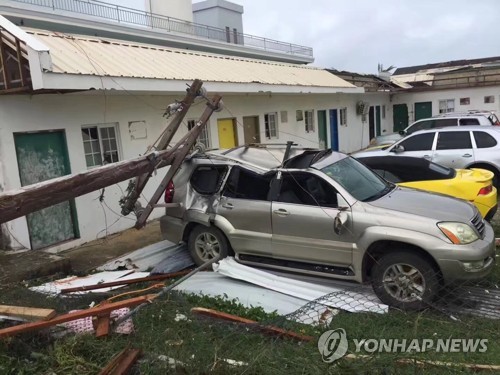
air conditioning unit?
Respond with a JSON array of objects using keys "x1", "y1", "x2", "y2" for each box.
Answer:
[{"x1": 356, "y1": 101, "x2": 370, "y2": 116}]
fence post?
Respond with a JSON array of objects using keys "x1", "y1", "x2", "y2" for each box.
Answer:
[{"x1": 116, "y1": 4, "x2": 120, "y2": 22}]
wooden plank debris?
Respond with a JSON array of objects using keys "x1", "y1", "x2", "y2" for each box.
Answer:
[
  {"x1": 0, "y1": 295, "x2": 153, "y2": 338},
  {"x1": 0, "y1": 304, "x2": 56, "y2": 321},
  {"x1": 191, "y1": 307, "x2": 313, "y2": 342},
  {"x1": 60, "y1": 270, "x2": 191, "y2": 294},
  {"x1": 99, "y1": 346, "x2": 142, "y2": 375}
]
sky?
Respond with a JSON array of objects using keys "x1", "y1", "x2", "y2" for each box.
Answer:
[{"x1": 118, "y1": 0, "x2": 500, "y2": 74}]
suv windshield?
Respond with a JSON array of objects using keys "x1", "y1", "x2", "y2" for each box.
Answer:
[{"x1": 320, "y1": 157, "x2": 392, "y2": 202}]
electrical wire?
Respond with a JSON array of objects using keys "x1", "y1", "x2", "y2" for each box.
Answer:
[{"x1": 2, "y1": 224, "x2": 30, "y2": 249}]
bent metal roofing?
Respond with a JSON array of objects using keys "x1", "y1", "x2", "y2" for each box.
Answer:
[{"x1": 26, "y1": 29, "x2": 357, "y2": 92}]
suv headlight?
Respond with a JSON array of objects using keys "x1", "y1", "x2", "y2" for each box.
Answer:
[{"x1": 437, "y1": 222, "x2": 479, "y2": 244}]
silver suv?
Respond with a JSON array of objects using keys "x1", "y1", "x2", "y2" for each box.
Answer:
[
  {"x1": 160, "y1": 145, "x2": 495, "y2": 309},
  {"x1": 356, "y1": 126, "x2": 500, "y2": 187},
  {"x1": 374, "y1": 111, "x2": 499, "y2": 146}
]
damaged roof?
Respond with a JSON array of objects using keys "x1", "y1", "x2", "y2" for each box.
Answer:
[
  {"x1": 23, "y1": 28, "x2": 359, "y2": 93},
  {"x1": 393, "y1": 56, "x2": 500, "y2": 75}
]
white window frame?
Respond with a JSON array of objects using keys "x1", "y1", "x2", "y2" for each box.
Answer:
[
  {"x1": 81, "y1": 123, "x2": 121, "y2": 168},
  {"x1": 305, "y1": 110, "x2": 314, "y2": 132},
  {"x1": 439, "y1": 99, "x2": 455, "y2": 113},
  {"x1": 339, "y1": 108, "x2": 347, "y2": 126},
  {"x1": 264, "y1": 112, "x2": 278, "y2": 139},
  {"x1": 187, "y1": 119, "x2": 211, "y2": 148}
]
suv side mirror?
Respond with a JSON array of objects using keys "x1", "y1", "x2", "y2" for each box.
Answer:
[
  {"x1": 391, "y1": 145, "x2": 405, "y2": 154},
  {"x1": 337, "y1": 193, "x2": 349, "y2": 209},
  {"x1": 398, "y1": 130, "x2": 406, "y2": 136}
]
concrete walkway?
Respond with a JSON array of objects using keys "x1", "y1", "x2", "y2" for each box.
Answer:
[{"x1": 0, "y1": 220, "x2": 162, "y2": 283}]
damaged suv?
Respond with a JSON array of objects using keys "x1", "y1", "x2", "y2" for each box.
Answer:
[{"x1": 160, "y1": 145, "x2": 495, "y2": 309}]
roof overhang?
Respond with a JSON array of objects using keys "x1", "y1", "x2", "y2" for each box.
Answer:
[
  {"x1": 0, "y1": 18, "x2": 361, "y2": 95},
  {"x1": 39, "y1": 73, "x2": 363, "y2": 95}
]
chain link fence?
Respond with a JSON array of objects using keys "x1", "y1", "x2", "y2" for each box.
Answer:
[{"x1": 0, "y1": 263, "x2": 499, "y2": 374}]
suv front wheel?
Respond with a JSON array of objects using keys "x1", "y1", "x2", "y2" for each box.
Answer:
[
  {"x1": 371, "y1": 252, "x2": 439, "y2": 310},
  {"x1": 188, "y1": 225, "x2": 229, "y2": 266}
]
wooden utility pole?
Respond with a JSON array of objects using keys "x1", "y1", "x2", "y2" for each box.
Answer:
[
  {"x1": 134, "y1": 94, "x2": 222, "y2": 228},
  {"x1": 0, "y1": 148, "x2": 176, "y2": 224},
  {"x1": 120, "y1": 79, "x2": 203, "y2": 216},
  {"x1": 0, "y1": 80, "x2": 221, "y2": 226}
]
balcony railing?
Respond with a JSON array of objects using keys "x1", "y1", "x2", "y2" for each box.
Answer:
[{"x1": 10, "y1": 0, "x2": 313, "y2": 58}]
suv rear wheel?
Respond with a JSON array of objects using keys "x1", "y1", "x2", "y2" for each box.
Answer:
[
  {"x1": 188, "y1": 225, "x2": 229, "y2": 266},
  {"x1": 371, "y1": 252, "x2": 439, "y2": 310}
]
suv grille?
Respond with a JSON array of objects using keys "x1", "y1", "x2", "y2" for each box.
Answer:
[{"x1": 471, "y1": 212, "x2": 485, "y2": 238}]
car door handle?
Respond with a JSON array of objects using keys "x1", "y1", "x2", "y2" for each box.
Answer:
[
  {"x1": 273, "y1": 209, "x2": 290, "y2": 216},
  {"x1": 462, "y1": 153, "x2": 472, "y2": 158},
  {"x1": 222, "y1": 203, "x2": 234, "y2": 209}
]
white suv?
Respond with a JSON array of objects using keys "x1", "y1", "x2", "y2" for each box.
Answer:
[
  {"x1": 356, "y1": 126, "x2": 500, "y2": 189},
  {"x1": 374, "y1": 111, "x2": 499, "y2": 146}
]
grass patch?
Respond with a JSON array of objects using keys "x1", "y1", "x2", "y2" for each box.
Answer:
[{"x1": 0, "y1": 290, "x2": 498, "y2": 374}]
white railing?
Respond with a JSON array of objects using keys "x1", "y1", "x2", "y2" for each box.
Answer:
[{"x1": 11, "y1": 0, "x2": 314, "y2": 58}]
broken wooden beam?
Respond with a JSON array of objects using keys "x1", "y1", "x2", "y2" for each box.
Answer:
[
  {"x1": 99, "y1": 346, "x2": 142, "y2": 375},
  {"x1": 0, "y1": 304, "x2": 56, "y2": 321},
  {"x1": 60, "y1": 270, "x2": 191, "y2": 294},
  {"x1": 396, "y1": 358, "x2": 500, "y2": 372},
  {"x1": 0, "y1": 295, "x2": 152, "y2": 338},
  {"x1": 191, "y1": 307, "x2": 313, "y2": 342}
]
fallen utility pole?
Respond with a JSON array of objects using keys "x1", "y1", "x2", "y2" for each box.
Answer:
[
  {"x1": 0, "y1": 80, "x2": 221, "y2": 225},
  {"x1": 120, "y1": 79, "x2": 204, "y2": 216},
  {"x1": 0, "y1": 148, "x2": 175, "y2": 224},
  {"x1": 134, "y1": 93, "x2": 222, "y2": 228}
]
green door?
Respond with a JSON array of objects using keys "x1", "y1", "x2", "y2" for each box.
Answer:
[
  {"x1": 14, "y1": 131, "x2": 79, "y2": 249},
  {"x1": 317, "y1": 110, "x2": 327, "y2": 149},
  {"x1": 415, "y1": 102, "x2": 432, "y2": 121},
  {"x1": 393, "y1": 104, "x2": 409, "y2": 132}
]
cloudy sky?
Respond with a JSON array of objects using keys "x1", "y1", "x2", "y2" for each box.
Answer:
[{"x1": 120, "y1": 0, "x2": 500, "y2": 74}]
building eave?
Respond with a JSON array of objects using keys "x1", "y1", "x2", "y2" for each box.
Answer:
[{"x1": 39, "y1": 73, "x2": 364, "y2": 95}]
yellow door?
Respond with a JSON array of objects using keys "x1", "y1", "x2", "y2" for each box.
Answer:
[{"x1": 217, "y1": 119, "x2": 237, "y2": 149}]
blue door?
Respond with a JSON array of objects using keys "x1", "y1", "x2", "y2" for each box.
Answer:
[{"x1": 329, "y1": 109, "x2": 339, "y2": 151}]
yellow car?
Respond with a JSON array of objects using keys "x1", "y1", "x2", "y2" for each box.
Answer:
[{"x1": 357, "y1": 156, "x2": 497, "y2": 221}]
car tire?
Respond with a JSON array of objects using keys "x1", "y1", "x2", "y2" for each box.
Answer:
[
  {"x1": 188, "y1": 225, "x2": 229, "y2": 266},
  {"x1": 371, "y1": 252, "x2": 439, "y2": 310}
]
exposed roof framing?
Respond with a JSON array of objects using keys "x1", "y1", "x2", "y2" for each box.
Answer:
[{"x1": 0, "y1": 26, "x2": 31, "y2": 94}]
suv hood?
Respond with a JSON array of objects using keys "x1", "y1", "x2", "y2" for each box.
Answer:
[{"x1": 368, "y1": 186, "x2": 476, "y2": 222}]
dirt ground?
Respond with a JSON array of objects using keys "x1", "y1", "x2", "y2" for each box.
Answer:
[{"x1": 0, "y1": 220, "x2": 162, "y2": 283}]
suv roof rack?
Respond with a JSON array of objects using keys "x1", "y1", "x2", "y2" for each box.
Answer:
[{"x1": 436, "y1": 110, "x2": 496, "y2": 118}]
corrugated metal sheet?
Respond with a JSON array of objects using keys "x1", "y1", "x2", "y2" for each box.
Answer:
[{"x1": 26, "y1": 30, "x2": 355, "y2": 88}]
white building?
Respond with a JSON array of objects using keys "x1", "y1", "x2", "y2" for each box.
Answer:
[
  {"x1": 389, "y1": 57, "x2": 500, "y2": 131},
  {"x1": 0, "y1": 1, "x2": 372, "y2": 252}
]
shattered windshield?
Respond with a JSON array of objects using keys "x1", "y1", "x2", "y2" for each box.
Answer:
[{"x1": 320, "y1": 157, "x2": 392, "y2": 202}]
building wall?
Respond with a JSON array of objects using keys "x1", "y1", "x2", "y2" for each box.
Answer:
[
  {"x1": 193, "y1": 0, "x2": 244, "y2": 36},
  {"x1": 0, "y1": 90, "x2": 386, "y2": 252},
  {"x1": 145, "y1": 0, "x2": 193, "y2": 22},
  {"x1": 392, "y1": 86, "x2": 500, "y2": 124}
]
